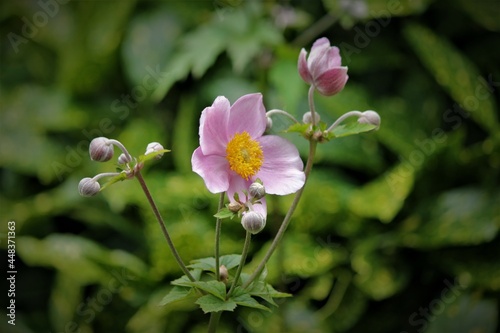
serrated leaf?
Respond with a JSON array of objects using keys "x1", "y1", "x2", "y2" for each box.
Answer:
[
  {"x1": 231, "y1": 293, "x2": 272, "y2": 312},
  {"x1": 286, "y1": 123, "x2": 310, "y2": 135},
  {"x1": 187, "y1": 257, "x2": 216, "y2": 272},
  {"x1": 171, "y1": 270, "x2": 202, "y2": 287},
  {"x1": 247, "y1": 281, "x2": 292, "y2": 306},
  {"x1": 220, "y1": 254, "x2": 242, "y2": 270},
  {"x1": 214, "y1": 208, "x2": 235, "y2": 219},
  {"x1": 329, "y1": 122, "x2": 378, "y2": 139},
  {"x1": 195, "y1": 294, "x2": 237, "y2": 313},
  {"x1": 183, "y1": 280, "x2": 227, "y2": 300},
  {"x1": 159, "y1": 286, "x2": 196, "y2": 306}
]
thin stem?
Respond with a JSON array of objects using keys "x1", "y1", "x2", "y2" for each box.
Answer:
[
  {"x1": 92, "y1": 172, "x2": 120, "y2": 181},
  {"x1": 326, "y1": 110, "x2": 363, "y2": 133},
  {"x1": 242, "y1": 140, "x2": 317, "y2": 289},
  {"x1": 266, "y1": 109, "x2": 300, "y2": 124},
  {"x1": 207, "y1": 311, "x2": 222, "y2": 333},
  {"x1": 108, "y1": 139, "x2": 133, "y2": 162},
  {"x1": 227, "y1": 231, "x2": 252, "y2": 298},
  {"x1": 214, "y1": 192, "x2": 225, "y2": 281},
  {"x1": 308, "y1": 85, "x2": 317, "y2": 126},
  {"x1": 135, "y1": 171, "x2": 195, "y2": 281}
]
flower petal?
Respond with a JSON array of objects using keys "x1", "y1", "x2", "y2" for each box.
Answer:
[
  {"x1": 227, "y1": 93, "x2": 267, "y2": 139},
  {"x1": 315, "y1": 67, "x2": 348, "y2": 96},
  {"x1": 249, "y1": 198, "x2": 267, "y2": 221},
  {"x1": 192, "y1": 147, "x2": 230, "y2": 193},
  {"x1": 308, "y1": 37, "x2": 331, "y2": 79},
  {"x1": 199, "y1": 96, "x2": 230, "y2": 156},
  {"x1": 326, "y1": 46, "x2": 342, "y2": 68},
  {"x1": 227, "y1": 172, "x2": 252, "y2": 203},
  {"x1": 255, "y1": 135, "x2": 305, "y2": 195},
  {"x1": 298, "y1": 48, "x2": 313, "y2": 84}
]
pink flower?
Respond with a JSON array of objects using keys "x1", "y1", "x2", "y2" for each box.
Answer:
[
  {"x1": 298, "y1": 37, "x2": 348, "y2": 96},
  {"x1": 191, "y1": 93, "x2": 305, "y2": 208}
]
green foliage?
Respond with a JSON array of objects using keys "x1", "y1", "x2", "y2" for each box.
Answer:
[{"x1": 1, "y1": 1, "x2": 499, "y2": 333}]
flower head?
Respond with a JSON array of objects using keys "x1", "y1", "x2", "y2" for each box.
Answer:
[
  {"x1": 298, "y1": 37, "x2": 349, "y2": 96},
  {"x1": 191, "y1": 93, "x2": 305, "y2": 204},
  {"x1": 89, "y1": 137, "x2": 114, "y2": 162}
]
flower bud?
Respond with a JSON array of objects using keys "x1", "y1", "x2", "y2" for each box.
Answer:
[
  {"x1": 78, "y1": 177, "x2": 100, "y2": 197},
  {"x1": 219, "y1": 265, "x2": 229, "y2": 283},
  {"x1": 249, "y1": 182, "x2": 266, "y2": 200},
  {"x1": 89, "y1": 137, "x2": 114, "y2": 162},
  {"x1": 298, "y1": 37, "x2": 348, "y2": 96},
  {"x1": 117, "y1": 153, "x2": 131, "y2": 164},
  {"x1": 266, "y1": 116, "x2": 273, "y2": 131},
  {"x1": 145, "y1": 142, "x2": 164, "y2": 159},
  {"x1": 241, "y1": 211, "x2": 266, "y2": 235},
  {"x1": 228, "y1": 202, "x2": 244, "y2": 213},
  {"x1": 358, "y1": 110, "x2": 381, "y2": 129},
  {"x1": 302, "y1": 111, "x2": 320, "y2": 124}
]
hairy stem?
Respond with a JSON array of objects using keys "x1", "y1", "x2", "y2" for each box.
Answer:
[
  {"x1": 242, "y1": 139, "x2": 317, "y2": 289},
  {"x1": 207, "y1": 311, "x2": 222, "y2": 333},
  {"x1": 135, "y1": 171, "x2": 194, "y2": 281},
  {"x1": 214, "y1": 192, "x2": 225, "y2": 281},
  {"x1": 227, "y1": 231, "x2": 252, "y2": 298}
]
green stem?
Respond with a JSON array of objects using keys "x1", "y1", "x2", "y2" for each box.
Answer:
[
  {"x1": 135, "y1": 171, "x2": 195, "y2": 281},
  {"x1": 227, "y1": 231, "x2": 252, "y2": 298},
  {"x1": 242, "y1": 140, "x2": 317, "y2": 289},
  {"x1": 207, "y1": 311, "x2": 222, "y2": 333},
  {"x1": 214, "y1": 192, "x2": 225, "y2": 281},
  {"x1": 308, "y1": 85, "x2": 318, "y2": 126}
]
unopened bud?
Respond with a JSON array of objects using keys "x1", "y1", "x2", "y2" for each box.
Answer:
[
  {"x1": 117, "y1": 153, "x2": 131, "y2": 164},
  {"x1": 302, "y1": 111, "x2": 319, "y2": 124},
  {"x1": 228, "y1": 202, "x2": 244, "y2": 213},
  {"x1": 78, "y1": 177, "x2": 100, "y2": 197},
  {"x1": 241, "y1": 211, "x2": 266, "y2": 235},
  {"x1": 89, "y1": 137, "x2": 114, "y2": 162},
  {"x1": 358, "y1": 110, "x2": 380, "y2": 129},
  {"x1": 219, "y1": 265, "x2": 229, "y2": 283},
  {"x1": 249, "y1": 182, "x2": 265, "y2": 200},
  {"x1": 266, "y1": 116, "x2": 273, "y2": 131},
  {"x1": 145, "y1": 142, "x2": 164, "y2": 159}
]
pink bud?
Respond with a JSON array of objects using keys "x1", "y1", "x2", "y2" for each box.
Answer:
[
  {"x1": 89, "y1": 137, "x2": 114, "y2": 162},
  {"x1": 78, "y1": 177, "x2": 100, "y2": 197},
  {"x1": 298, "y1": 37, "x2": 349, "y2": 96},
  {"x1": 241, "y1": 211, "x2": 266, "y2": 234}
]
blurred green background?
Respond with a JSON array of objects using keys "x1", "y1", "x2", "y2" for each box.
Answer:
[{"x1": 1, "y1": 0, "x2": 499, "y2": 332}]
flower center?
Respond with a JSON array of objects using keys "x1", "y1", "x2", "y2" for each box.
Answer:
[{"x1": 225, "y1": 131, "x2": 264, "y2": 180}]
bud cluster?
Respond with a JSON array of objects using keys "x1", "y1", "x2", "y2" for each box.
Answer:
[{"x1": 78, "y1": 137, "x2": 165, "y2": 197}]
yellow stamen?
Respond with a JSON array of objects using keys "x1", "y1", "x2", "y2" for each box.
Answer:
[{"x1": 226, "y1": 132, "x2": 264, "y2": 180}]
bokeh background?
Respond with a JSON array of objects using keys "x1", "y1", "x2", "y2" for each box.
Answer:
[{"x1": 1, "y1": 0, "x2": 499, "y2": 332}]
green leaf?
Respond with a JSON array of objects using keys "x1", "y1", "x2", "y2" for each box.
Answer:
[
  {"x1": 220, "y1": 254, "x2": 242, "y2": 270},
  {"x1": 195, "y1": 294, "x2": 237, "y2": 313},
  {"x1": 286, "y1": 123, "x2": 310, "y2": 136},
  {"x1": 188, "y1": 257, "x2": 216, "y2": 272},
  {"x1": 214, "y1": 208, "x2": 236, "y2": 220},
  {"x1": 183, "y1": 281, "x2": 227, "y2": 300},
  {"x1": 348, "y1": 161, "x2": 415, "y2": 222},
  {"x1": 137, "y1": 149, "x2": 170, "y2": 164},
  {"x1": 329, "y1": 121, "x2": 378, "y2": 139},
  {"x1": 171, "y1": 270, "x2": 203, "y2": 287},
  {"x1": 404, "y1": 23, "x2": 498, "y2": 133},
  {"x1": 159, "y1": 286, "x2": 196, "y2": 306},
  {"x1": 99, "y1": 172, "x2": 128, "y2": 191},
  {"x1": 230, "y1": 292, "x2": 271, "y2": 312},
  {"x1": 246, "y1": 282, "x2": 292, "y2": 306}
]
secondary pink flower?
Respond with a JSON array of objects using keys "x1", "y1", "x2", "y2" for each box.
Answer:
[
  {"x1": 191, "y1": 93, "x2": 305, "y2": 204},
  {"x1": 298, "y1": 37, "x2": 348, "y2": 96}
]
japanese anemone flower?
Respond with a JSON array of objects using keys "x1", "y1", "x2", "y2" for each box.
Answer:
[{"x1": 191, "y1": 93, "x2": 305, "y2": 212}]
